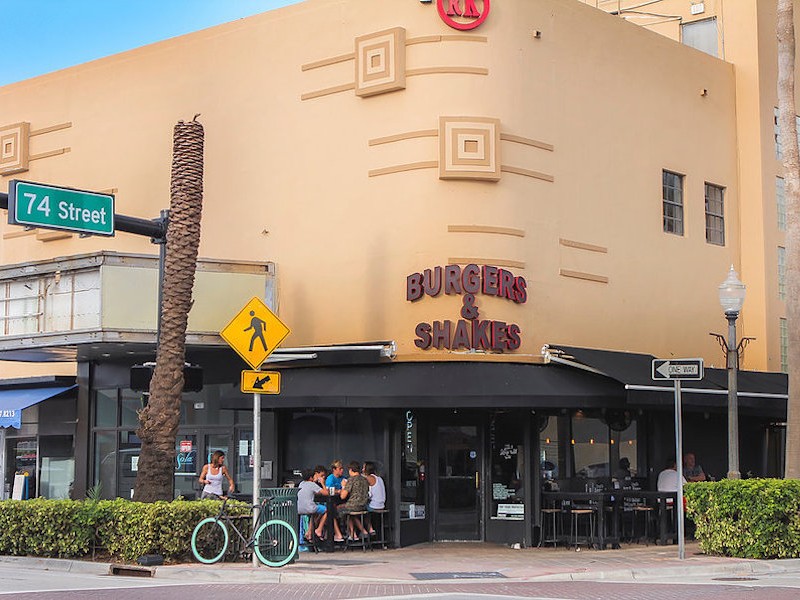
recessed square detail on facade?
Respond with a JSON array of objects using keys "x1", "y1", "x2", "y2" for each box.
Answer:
[
  {"x1": 0, "y1": 122, "x2": 30, "y2": 176},
  {"x1": 439, "y1": 117, "x2": 501, "y2": 181},
  {"x1": 355, "y1": 27, "x2": 406, "y2": 97}
]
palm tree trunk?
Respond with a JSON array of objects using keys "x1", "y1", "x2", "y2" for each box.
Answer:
[
  {"x1": 134, "y1": 118, "x2": 204, "y2": 502},
  {"x1": 778, "y1": 0, "x2": 800, "y2": 478}
]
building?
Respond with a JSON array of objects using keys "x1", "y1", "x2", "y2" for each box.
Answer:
[{"x1": 0, "y1": 0, "x2": 789, "y2": 546}]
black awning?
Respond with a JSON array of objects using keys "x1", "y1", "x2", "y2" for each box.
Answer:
[
  {"x1": 223, "y1": 361, "x2": 627, "y2": 409},
  {"x1": 549, "y1": 345, "x2": 787, "y2": 419}
]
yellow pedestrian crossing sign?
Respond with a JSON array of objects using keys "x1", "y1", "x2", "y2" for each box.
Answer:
[
  {"x1": 220, "y1": 297, "x2": 290, "y2": 369},
  {"x1": 241, "y1": 370, "x2": 281, "y2": 394}
]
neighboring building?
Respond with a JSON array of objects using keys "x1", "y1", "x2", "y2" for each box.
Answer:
[{"x1": 0, "y1": 0, "x2": 788, "y2": 546}]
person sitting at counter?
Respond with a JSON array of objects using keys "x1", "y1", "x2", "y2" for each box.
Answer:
[
  {"x1": 657, "y1": 457, "x2": 686, "y2": 496},
  {"x1": 297, "y1": 468, "x2": 329, "y2": 541},
  {"x1": 338, "y1": 461, "x2": 370, "y2": 540},
  {"x1": 326, "y1": 459, "x2": 346, "y2": 490},
  {"x1": 683, "y1": 452, "x2": 707, "y2": 482}
]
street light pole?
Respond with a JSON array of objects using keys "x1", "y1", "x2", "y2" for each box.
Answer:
[
  {"x1": 718, "y1": 266, "x2": 746, "y2": 480},
  {"x1": 725, "y1": 310, "x2": 740, "y2": 480}
]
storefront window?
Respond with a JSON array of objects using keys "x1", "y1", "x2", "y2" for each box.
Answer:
[
  {"x1": 120, "y1": 389, "x2": 142, "y2": 428},
  {"x1": 236, "y1": 430, "x2": 254, "y2": 496},
  {"x1": 94, "y1": 431, "x2": 116, "y2": 499},
  {"x1": 572, "y1": 413, "x2": 609, "y2": 478},
  {"x1": 118, "y1": 431, "x2": 141, "y2": 500},
  {"x1": 95, "y1": 390, "x2": 117, "y2": 427},
  {"x1": 401, "y1": 410, "x2": 427, "y2": 520},
  {"x1": 611, "y1": 419, "x2": 638, "y2": 478},
  {"x1": 539, "y1": 415, "x2": 562, "y2": 488},
  {"x1": 39, "y1": 435, "x2": 74, "y2": 499},
  {"x1": 489, "y1": 412, "x2": 524, "y2": 521}
]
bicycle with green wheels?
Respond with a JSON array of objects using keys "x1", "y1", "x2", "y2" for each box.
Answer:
[{"x1": 191, "y1": 496, "x2": 298, "y2": 567}]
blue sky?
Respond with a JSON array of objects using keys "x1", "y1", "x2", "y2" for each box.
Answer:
[{"x1": 0, "y1": 0, "x2": 302, "y2": 86}]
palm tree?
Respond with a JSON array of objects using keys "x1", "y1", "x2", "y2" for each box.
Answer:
[
  {"x1": 778, "y1": 0, "x2": 800, "y2": 478},
  {"x1": 134, "y1": 118, "x2": 204, "y2": 501}
]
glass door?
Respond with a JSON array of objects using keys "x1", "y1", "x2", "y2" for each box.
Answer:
[{"x1": 435, "y1": 424, "x2": 482, "y2": 540}]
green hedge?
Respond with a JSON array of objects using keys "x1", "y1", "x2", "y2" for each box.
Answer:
[
  {"x1": 0, "y1": 498, "x2": 250, "y2": 562},
  {"x1": 685, "y1": 479, "x2": 800, "y2": 559}
]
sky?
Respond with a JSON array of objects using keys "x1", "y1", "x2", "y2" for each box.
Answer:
[{"x1": 0, "y1": 0, "x2": 303, "y2": 86}]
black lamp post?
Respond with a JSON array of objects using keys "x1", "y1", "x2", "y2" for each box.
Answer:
[{"x1": 718, "y1": 265, "x2": 746, "y2": 480}]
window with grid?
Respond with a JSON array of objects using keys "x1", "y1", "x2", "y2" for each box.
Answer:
[
  {"x1": 777, "y1": 177, "x2": 787, "y2": 231},
  {"x1": 662, "y1": 170, "x2": 684, "y2": 236},
  {"x1": 705, "y1": 183, "x2": 725, "y2": 245},
  {"x1": 778, "y1": 246, "x2": 786, "y2": 300},
  {"x1": 774, "y1": 107, "x2": 800, "y2": 160},
  {"x1": 781, "y1": 318, "x2": 788, "y2": 373}
]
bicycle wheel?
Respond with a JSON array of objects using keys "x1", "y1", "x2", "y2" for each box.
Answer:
[
  {"x1": 253, "y1": 519, "x2": 298, "y2": 567},
  {"x1": 191, "y1": 517, "x2": 229, "y2": 564}
]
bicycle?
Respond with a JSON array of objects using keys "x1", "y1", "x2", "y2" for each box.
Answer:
[{"x1": 191, "y1": 496, "x2": 298, "y2": 567}]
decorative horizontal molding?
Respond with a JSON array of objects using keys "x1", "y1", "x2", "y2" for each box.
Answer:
[
  {"x1": 559, "y1": 238, "x2": 608, "y2": 253},
  {"x1": 559, "y1": 269, "x2": 609, "y2": 284},
  {"x1": 500, "y1": 165, "x2": 554, "y2": 182},
  {"x1": 301, "y1": 52, "x2": 355, "y2": 72},
  {"x1": 2, "y1": 229, "x2": 36, "y2": 240},
  {"x1": 368, "y1": 161, "x2": 438, "y2": 177},
  {"x1": 36, "y1": 229, "x2": 73, "y2": 242},
  {"x1": 369, "y1": 129, "x2": 438, "y2": 146},
  {"x1": 29, "y1": 122, "x2": 72, "y2": 137},
  {"x1": 300, "y1": 83, "x2": 356, "y2": 101},
  {"x1": 29, "y1": 147, "x2": 71, "y2": 162},
  {"x1": 448, "y1": 257, "x2": 526, "y2": 269},
  {"x1": 406, "y1": 66, "x2": 488, "y2": 77},
  {"x1": 406, "y1": 34, "x2": 488, "y2": 45},
  {"x1": 448, "y1": 225, "x2": 525, "y2": 237},
  {"x1": 500, "y1": 133, "x2": 554, "y2": 152}
]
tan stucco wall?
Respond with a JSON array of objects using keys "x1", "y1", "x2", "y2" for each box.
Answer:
[{"x1": 0, "y1": 0, "x2": 747, "y2": 369}]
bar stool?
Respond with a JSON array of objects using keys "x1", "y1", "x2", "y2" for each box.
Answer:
[
  {"x1": 344, "y1": 511, "x2": 370, "y2": 552},
  {"x1": 632, "y1": 504, "x2": 654, "y2": 544},
  {"x1": 570, "y1": 506, "x2": 595, "y2": 550},
  {"x1": 369, "y1": 508, "x2": 391, "y2": 549},
  {"x1": 539, "y1": 505, "x2": 562, "y2": 548}
]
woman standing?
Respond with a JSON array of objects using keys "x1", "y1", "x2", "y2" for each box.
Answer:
[{"x1": 199, "y1": 450, "x2": 235, "y2": 499}]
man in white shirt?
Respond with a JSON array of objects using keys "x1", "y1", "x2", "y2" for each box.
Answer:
[{"x1": 657, "y1": 457, "x2": 687, "y2": 492}]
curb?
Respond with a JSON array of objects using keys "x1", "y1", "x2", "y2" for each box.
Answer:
[{"x1": 0, "y1": 555, "x2": 110, "y2": 576}]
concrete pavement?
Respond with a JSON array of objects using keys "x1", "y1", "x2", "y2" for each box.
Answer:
[{"x1": 3, "y1": 541, "x2": 800, "y2": 586}]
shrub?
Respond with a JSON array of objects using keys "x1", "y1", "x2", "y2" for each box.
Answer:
[
  {"x1": 0, "y1": 498, "x2": 250, "y2": 562},
  {"x1": 684, "y1": 479, "x2": 800, "y2": 559}
]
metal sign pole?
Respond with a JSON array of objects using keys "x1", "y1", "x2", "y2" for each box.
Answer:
[
  {"x1": 252, "y1": 388, "x2": 261, "y2": 568},
  {"x1": 674, "y1": 380, "x2": 685, "y2": 560}
]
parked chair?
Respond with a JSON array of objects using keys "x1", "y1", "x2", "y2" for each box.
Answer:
[
  {"x1": 539, "y1": 503, "x2": 562, "y2": 548},
  {"x1": 344, "y1": 511, "x2": 370, "y2": 552},
  {"x1": 569, "y1": 505, "x2": 595, "y2": 550},
  {"x1": 369, "y1": 508, "x2": 391, "y2": 549}
]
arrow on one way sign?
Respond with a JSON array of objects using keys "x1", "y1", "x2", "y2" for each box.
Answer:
[{"x1": 652, "y1": 358, "x2": 704, "y2": 381}]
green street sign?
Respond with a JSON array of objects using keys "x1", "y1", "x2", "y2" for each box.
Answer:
[{"x1": 8, "y1": 180, "x2": 115, "y2": 236}]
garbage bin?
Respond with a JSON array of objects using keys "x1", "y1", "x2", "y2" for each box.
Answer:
[{"x1": 260, "y1": 487, "x2": 300, "y2": 563}]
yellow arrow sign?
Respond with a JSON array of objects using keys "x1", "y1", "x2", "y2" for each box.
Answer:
[
  {"x1": 220, "y1": 297, "x2": 290, "y2": 369},
  {"x1": 241, "y1": 370, "x2": 281, "y2": 394}
]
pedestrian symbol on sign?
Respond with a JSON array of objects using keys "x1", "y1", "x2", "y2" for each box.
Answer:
[{"x1": 220, "y1": 297, "x2": 290, "y2": 369}]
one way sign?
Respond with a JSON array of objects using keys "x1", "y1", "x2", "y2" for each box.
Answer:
[
  {"x1": 651, "y1": 358, "x2": 704, "y2": 381},
  {"x1": 241, "y1": 370, "x2": 281, "y2": 394}
]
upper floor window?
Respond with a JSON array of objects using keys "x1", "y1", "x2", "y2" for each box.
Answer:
[
  {"x1": 777, "y1": 177, "x2": 787, "y2": 231},
  {"x1": 781, "y1": 318, "x2": 789, "y2": 373},
  {"x1": 704, "y1": 183, "x2": 725, "y2": 246},
  {"x1": 662, "y1": 170, "x2": 684, "y2": 236},
  {"x1": 778, "y1": 246, "x2": 786, "y2": 301},
  {"x1": 681, "y1": 18, "x2": 718, "y2": 57},
  {"x1": 774, "y1": 107, "x2": 800, "y2": 160}
]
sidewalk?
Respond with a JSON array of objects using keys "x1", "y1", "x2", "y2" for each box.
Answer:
[{"x1": 3, "y1": 541, "x2": 799, "y2": 585}]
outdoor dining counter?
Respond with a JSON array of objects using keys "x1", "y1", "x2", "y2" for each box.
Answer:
[{"x1": 541, "y1": 489, "x2": 678, "y2": 549}]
